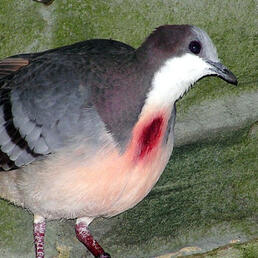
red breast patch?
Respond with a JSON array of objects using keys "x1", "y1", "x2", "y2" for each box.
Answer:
[{"x1": 137, "y1": 116, "x2": 164, "y2": 160}]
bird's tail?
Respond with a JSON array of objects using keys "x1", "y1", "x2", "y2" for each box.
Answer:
[{"x1": 0, "y1": 170, "x2": 22, "y2": 205}]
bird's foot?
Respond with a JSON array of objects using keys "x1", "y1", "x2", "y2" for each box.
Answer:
[{"x1": 75, "y1": 218, "x2": 111, "y2": 257}]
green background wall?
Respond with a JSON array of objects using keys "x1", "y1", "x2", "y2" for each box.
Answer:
[{"x1": 0, "y1": 0, "x2": 257, "y2": 257}]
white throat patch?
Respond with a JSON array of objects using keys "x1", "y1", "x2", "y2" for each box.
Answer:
[{"x1": 145, "y1": 53, "x2": 214, "y2": 108}]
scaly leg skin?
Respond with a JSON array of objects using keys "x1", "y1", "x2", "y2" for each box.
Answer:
[
  {"x1": 75, "y1": 217, "x2": 111, "y2": 258},
  {"x1": 33, "y1": 215, "x2": 46, "y2": 258}
]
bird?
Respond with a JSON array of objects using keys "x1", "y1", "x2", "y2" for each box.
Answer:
[{"x1": 0, "y1": 24, "x2": 237, "y2": 258}]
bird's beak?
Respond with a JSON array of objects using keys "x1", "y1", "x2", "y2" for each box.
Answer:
[{"x1": 207, "y1": 60, "x2": 238, "y2": 86}]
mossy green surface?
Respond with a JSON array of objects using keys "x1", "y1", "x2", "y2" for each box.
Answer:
[
  {"x1": 0, "y1": 201, "x2": 32, "y2": 254},
  {"x1": 0, "y1": 1, "x2": 47, "y2": 55},
  {"x1": 186, "y1": 238, "x2": 258, "y2": 258},
  {"x1": 0, "y1": 0, "x2": 257, "y2": 257}
]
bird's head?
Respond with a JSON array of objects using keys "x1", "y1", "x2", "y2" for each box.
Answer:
[{"x1": 137, "y1": 25, "x2": 237, "y2": 106}]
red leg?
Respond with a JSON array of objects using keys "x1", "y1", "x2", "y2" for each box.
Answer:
[
  {"x1": 75, "y1": 218, "x2": 110, "y2": 258},
  {"x1": 33, "y1": 216, "x2": 46, "y2": 258}
]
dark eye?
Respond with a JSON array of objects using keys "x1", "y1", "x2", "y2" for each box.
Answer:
[{"x1": 189, "y1": 41, "x2": 201, "y2": 54}]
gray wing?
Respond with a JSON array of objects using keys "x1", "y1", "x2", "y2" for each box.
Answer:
[
  {"x1": 0, "y1": 54, "x2": 93, "y2": 170},
  {"x1": 0, "y1": 39, "x2": 136, "y2": 170}
]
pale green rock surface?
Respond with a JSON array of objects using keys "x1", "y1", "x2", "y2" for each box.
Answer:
[{"x1": 0, "y1": 0, "x2": 257, "y2": 257}]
